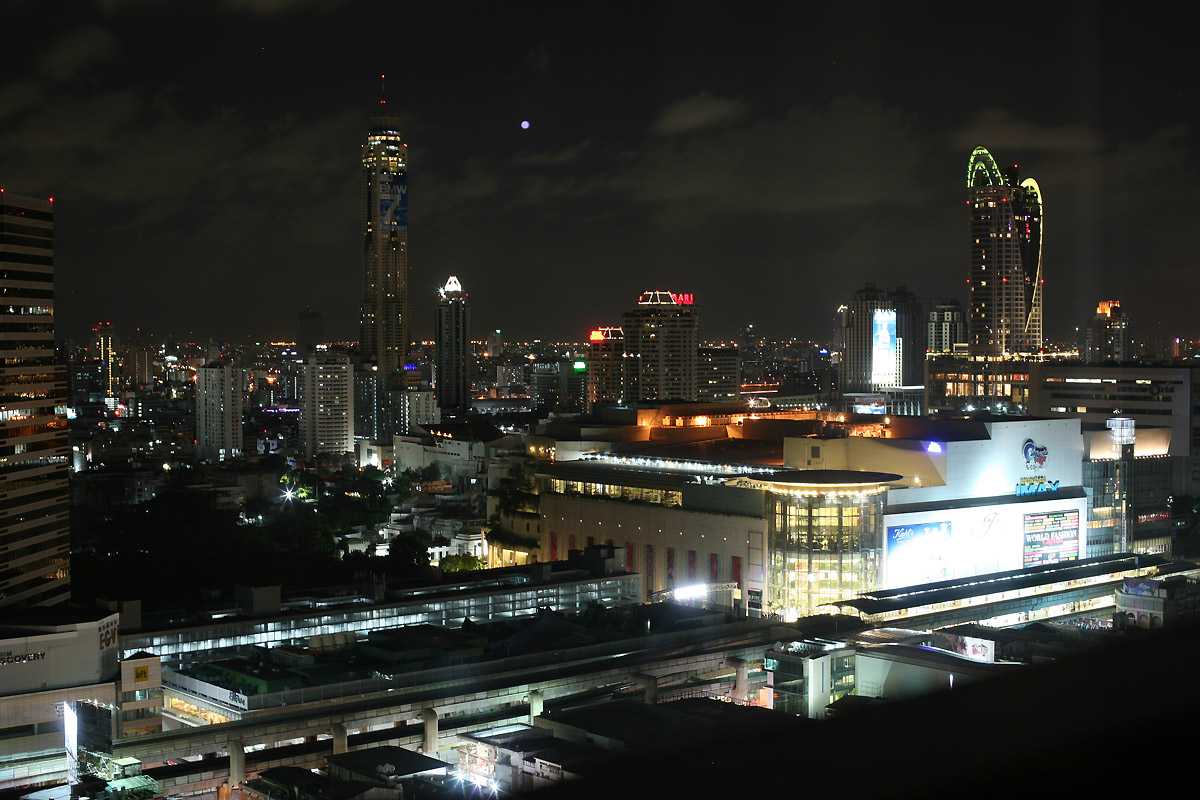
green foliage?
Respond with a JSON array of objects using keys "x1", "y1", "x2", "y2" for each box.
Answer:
[{"x1": 440, "y1": 554, "x2": 486, "y2": 573}]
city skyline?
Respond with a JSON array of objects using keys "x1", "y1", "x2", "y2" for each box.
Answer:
[{"x1": 1, "y1": 4, "x2": 1195, "y2": 343}]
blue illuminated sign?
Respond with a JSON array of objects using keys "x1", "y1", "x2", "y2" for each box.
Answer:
[{"x1": 1015, "y1": 479, "x2": 1060, "y2": 496}]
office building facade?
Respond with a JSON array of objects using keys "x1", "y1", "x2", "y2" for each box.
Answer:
[
  {"x1": 353, "y1": 361, "x2": 389, "y2": 443},
  {"x1": 698, "y1": 345, "x2": 741, "y2": 402},
  {"x1": 841, "y1": 284, "x2": 923, "y2": 393},
  {"x1": 586, "y1": 327, "x2": 625, "y2": 411},
  {"x1": 301, "y1": 352, "x2": 355, "y2": 459},
  {"x1": 0, "y1": 192, "x2": 70, "y2": 607},
  {"x1": 435, "y1": 276, "x2": 470, "y2": 412},
  {"x1": 92, "y1": 321, "x2": 116, "y2": 398},
  {"x1": 622, "y1": 290, "x2": 699, "y2": 402},
  {"x1": 194, "y1": 360, "x2": 243, "y2": 462},
  {"x1": 966, "y1": 146, "x2": 1044, "y2": 355},
  {"x1": 359, "y1": 112, "x2": 409, "y2": 375}
]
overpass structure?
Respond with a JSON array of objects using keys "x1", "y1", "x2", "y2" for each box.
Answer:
[{"x1": 102, "y1": 620, "x2": 783, "y2": 793}]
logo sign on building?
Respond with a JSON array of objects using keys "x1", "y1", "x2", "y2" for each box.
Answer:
[
  {"x1": 0, "y1": 650, "x2": 46, "y2": 666},
  {"x1": 1022, "y1": 510, "x2": 1080, "y2": 569},
  {"x1": 1022, "y1": 438, "x2": 1048, "y2": 470}
]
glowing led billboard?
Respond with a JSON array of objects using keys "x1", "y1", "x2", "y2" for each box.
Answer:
[
  {"x1": 883, "y1": 496, "x2": 1086, "y2": 588},
  {"x1": 871, "y1": 309, "x2": 897, "y2": 388}
]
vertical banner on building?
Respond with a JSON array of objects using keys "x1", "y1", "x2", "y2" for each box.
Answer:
[
  {"x1": 732, "y1": 556, "x2": 743, "y2": 588},
  {"x1": 626, "y1": 542, "x2": 635, "y2": 572},
  {"x1": 568, "y1": 534, "x2": 577, "y2": 553},
  {"x1": 666, "y1": 548, "x2": 676, "y2": 589},
  {"x1": 586, "y1": 536, "x2": 595, "y2": 548},
  {"x1": 710, "y1": 553, "x2": 719, "y2": 582},
  {"x1": 645, "y1": 545, "x2": 656, "y2": 595},
  {"x1": 688, "y1": 550, "x2": 697, "y2": 581},
  {"x1": 871, "y1": 309, "x2": 898, "y2": 388},
  {"x1": 549, "y1": 532, "x2": 558, "y2": 561}
]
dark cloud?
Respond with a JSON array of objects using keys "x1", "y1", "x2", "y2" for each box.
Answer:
[
  {"x1": 956, "y1": 109, "x2": 1104, "y2": 153},
  {"x1": 37, "y1": 26, "x2": 118, "y2": 81},
  {"x1": 652, "y1": 93, "x2": 748, "y2": 136}
]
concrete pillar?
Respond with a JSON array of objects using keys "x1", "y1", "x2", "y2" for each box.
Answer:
[
  {"x1": 732, "y1": 659, "x2": 749, "y2": 703},
  {"x1": 420, "y1": 708, "x2": 439, "y2": 755},
  {"x1": 633, "y1": 673, "x2": 658, "y2": 704},
  {"x1": 528, "y1": 689, "x2": 544, "y2": 722},
  {"x1": 228, "y1": 738, "x2": 245, "y2": 787},
  {"x1": 332, "y1": 723, "x2": 348, "y2": 755}
]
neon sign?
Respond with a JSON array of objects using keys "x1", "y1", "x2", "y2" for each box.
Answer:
[
  {"x1": 670, "y1": 292, "x2": 694, "y2": 305},
  {"x1": 589, "y1": 330, "x2": 605, "y2": 342}
]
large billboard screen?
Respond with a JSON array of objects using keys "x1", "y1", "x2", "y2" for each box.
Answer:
[
  {"x1": 1022, "y1": 509, "x2": 1081, "y2": 569},
  {"x1": 883, "y1": 496, "x2": 1086, "y2": 588},
  {"x1": 871, "y1": 309, "x2": 897, "y2": 388}
]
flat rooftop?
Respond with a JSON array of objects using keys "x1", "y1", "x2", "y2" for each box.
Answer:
[{"x1": 835, "y1": 553, "x2": 1188, "y2": 615}]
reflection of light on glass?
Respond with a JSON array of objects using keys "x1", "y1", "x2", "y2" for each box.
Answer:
[
  {"x1": 673, "y1": 584, "x2": 708, "y2": 601},
  {"x1": 926, "y1": 442, "x2": 942, "y2": 454}
]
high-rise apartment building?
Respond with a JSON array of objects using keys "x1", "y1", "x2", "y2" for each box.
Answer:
[
  {"x1": 0, "y1": 191, "x2": 70, "y2": 607},
  {"x1": 586, "y1": 327, "x2": 625, "y2": 411},
  {"x1": 354, "y1": 360, "x2": 389, "y2": 443},
  {"x1": 622, "y1": 290, "x2": 699, "y2": 402},
  {"x1": 927, "y1": 300, "x2": 967, "y2": 354},
  {"x1": 966, "y1": 146, "x2": 1044, "y2": 355},
  {"x1": 1084, "y1": 300, "x2": 1129, "y2": 364},
  {"x1": 393, "y1": 388, "x2": 440, "y2": 436},
  {"x1": 194, "y1": 360, "x2": 243, "y2": 462},
  {"x1": 359, "y1": 108, "x2": 409, "y2": 375},
  {"x1": 92, "y1": 321, "x2": 116, "y2": 398},
  {"x1": 434, "y1": 276, "x2": 470, "y2": 413},
  {"x1": 301, "y1": 352, "x2": 355, "y2": 459},
  {"x1": 698, "y1": 345, "x2": 741, "y2": 402},
  {"x1": 840, "y1": 284, "x2": 923, "y2": 394}
]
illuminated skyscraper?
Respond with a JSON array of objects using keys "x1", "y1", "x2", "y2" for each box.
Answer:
[
  {"x1": 92, "y1": 320, "x2": 116, "y2": 397},
  {"x1": 0, "y1": 190, "x2": 70, "y2": 606},
  {"x1": 1084, "y1": 300, "x2": 1129, "y2": 364},
  {"x1": 622, "y1": 290, "x2": 699, "y2": 402},
  {"x1": 840, "y1": 284, "x2": 922, "y2": 394},
  {"x1": 359, "y1": 93, "x2": 409, "y2": 375},
  {"x1": 966, "y1": 146, "x2": 1044, "y2": 356},
  {"x1": 301, "y1": 352, "x2": 355, "y2": 459},
  {"x1": 586, "y1": 326, "x2": 625, "y2": 411},
  {"x1": 195, "y1": 359, "x2": 243, "y2": 462},
  {"x1": 434, "y1": 276, "x2": 470, "y2": 413}
]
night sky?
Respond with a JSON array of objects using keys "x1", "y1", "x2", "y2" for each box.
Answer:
[{"x1": 2, "y1": 2, "x2": 1194, "y2": 344}]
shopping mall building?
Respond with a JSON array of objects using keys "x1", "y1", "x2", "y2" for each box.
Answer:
[{"x1": 528, "y1": 413, "x2": 1110, "y2": 621}]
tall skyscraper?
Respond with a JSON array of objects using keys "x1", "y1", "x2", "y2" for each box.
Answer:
[
  {"x1": 841, "y1": 284, "x2": 923, "y2": 394},
  {"x1": 927, "y1": 300, "x2": 967, "y2": 354},
  {"x1": 359, "y1": 101, "x2": 409, "y2": 375},
  {"x1": 194, "y1": 360, "x2": 243, "y2": 462},
  {"x1": 434, "y1": 276, "x2": 470, "y2": 413},
  {"x1": 966, "y1": 146, "x2": 1045, "y2": 356},
  {"x1": 92, "y1": 320, "x2": 116, "y2": 398},
  {"x1": 622, "y1": 290, "x2": 699, "y2": 402},
  {"x1": 301, "y1": 352, "x2": 355, "y2": 459},
  {"x1": 586, "y1": 326, "x2": 625, "y2": 411},
  {"x1": 0, "y1": 191, "x2": 70, "y2": 606},
  {"x1": 1084, "y1": 300, "x2": 1129, "y2": 364}
]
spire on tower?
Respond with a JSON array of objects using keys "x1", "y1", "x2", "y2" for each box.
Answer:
[{"x1": 378, "y1": 73, "x2": 387, "y2": 107}]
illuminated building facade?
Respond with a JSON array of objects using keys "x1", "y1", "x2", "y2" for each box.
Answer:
[
  {"x1": 735, "y1": 471, "x2": 896, "y2": 622},
  {"x1": 840, "y1": 284, "x2": 922, "y2": 394},
  {"x1": 194, "y1": 360, "x2": 243, "y2": 462},
  {"x1": 1084, "y1": 299, "x2": 1129, "y2": 363},
  {"x1": 1026, "y1": 362, "x2": 1196, "y2": 494},
  {"x1": 927, "y1": 300, "x2": 967, "y2": 355},
  {"x1": 92, "y1": 320, "x2": 116, "y2": 398},
  {"x1": 586, "y1": 326, "x2": 624, "y2": 411},
  {"x1": 0, "y1": 191, "x2": 70, "y2": 607},
  {"x1": 966, "y1": 146, "x2": 1044, "y2": 355},
  {"x1": 924, "y1": 354, "x2": 1031, "y2": 414},
  {"x1": 359, "y1": 109, "x2": 409, "y2": 375},
  {"x1": 301, "y1": 352, "x2": 355, "y2": 459},
  {"x1": 698, "y1": 344, "x2": 741, "y2": 402},
  {"x1": 622, "y1": 290, "x2": 699, "y2": 402},
  {"x1": 435, "y1": 276, "x2": 470, "y2": 413}
]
